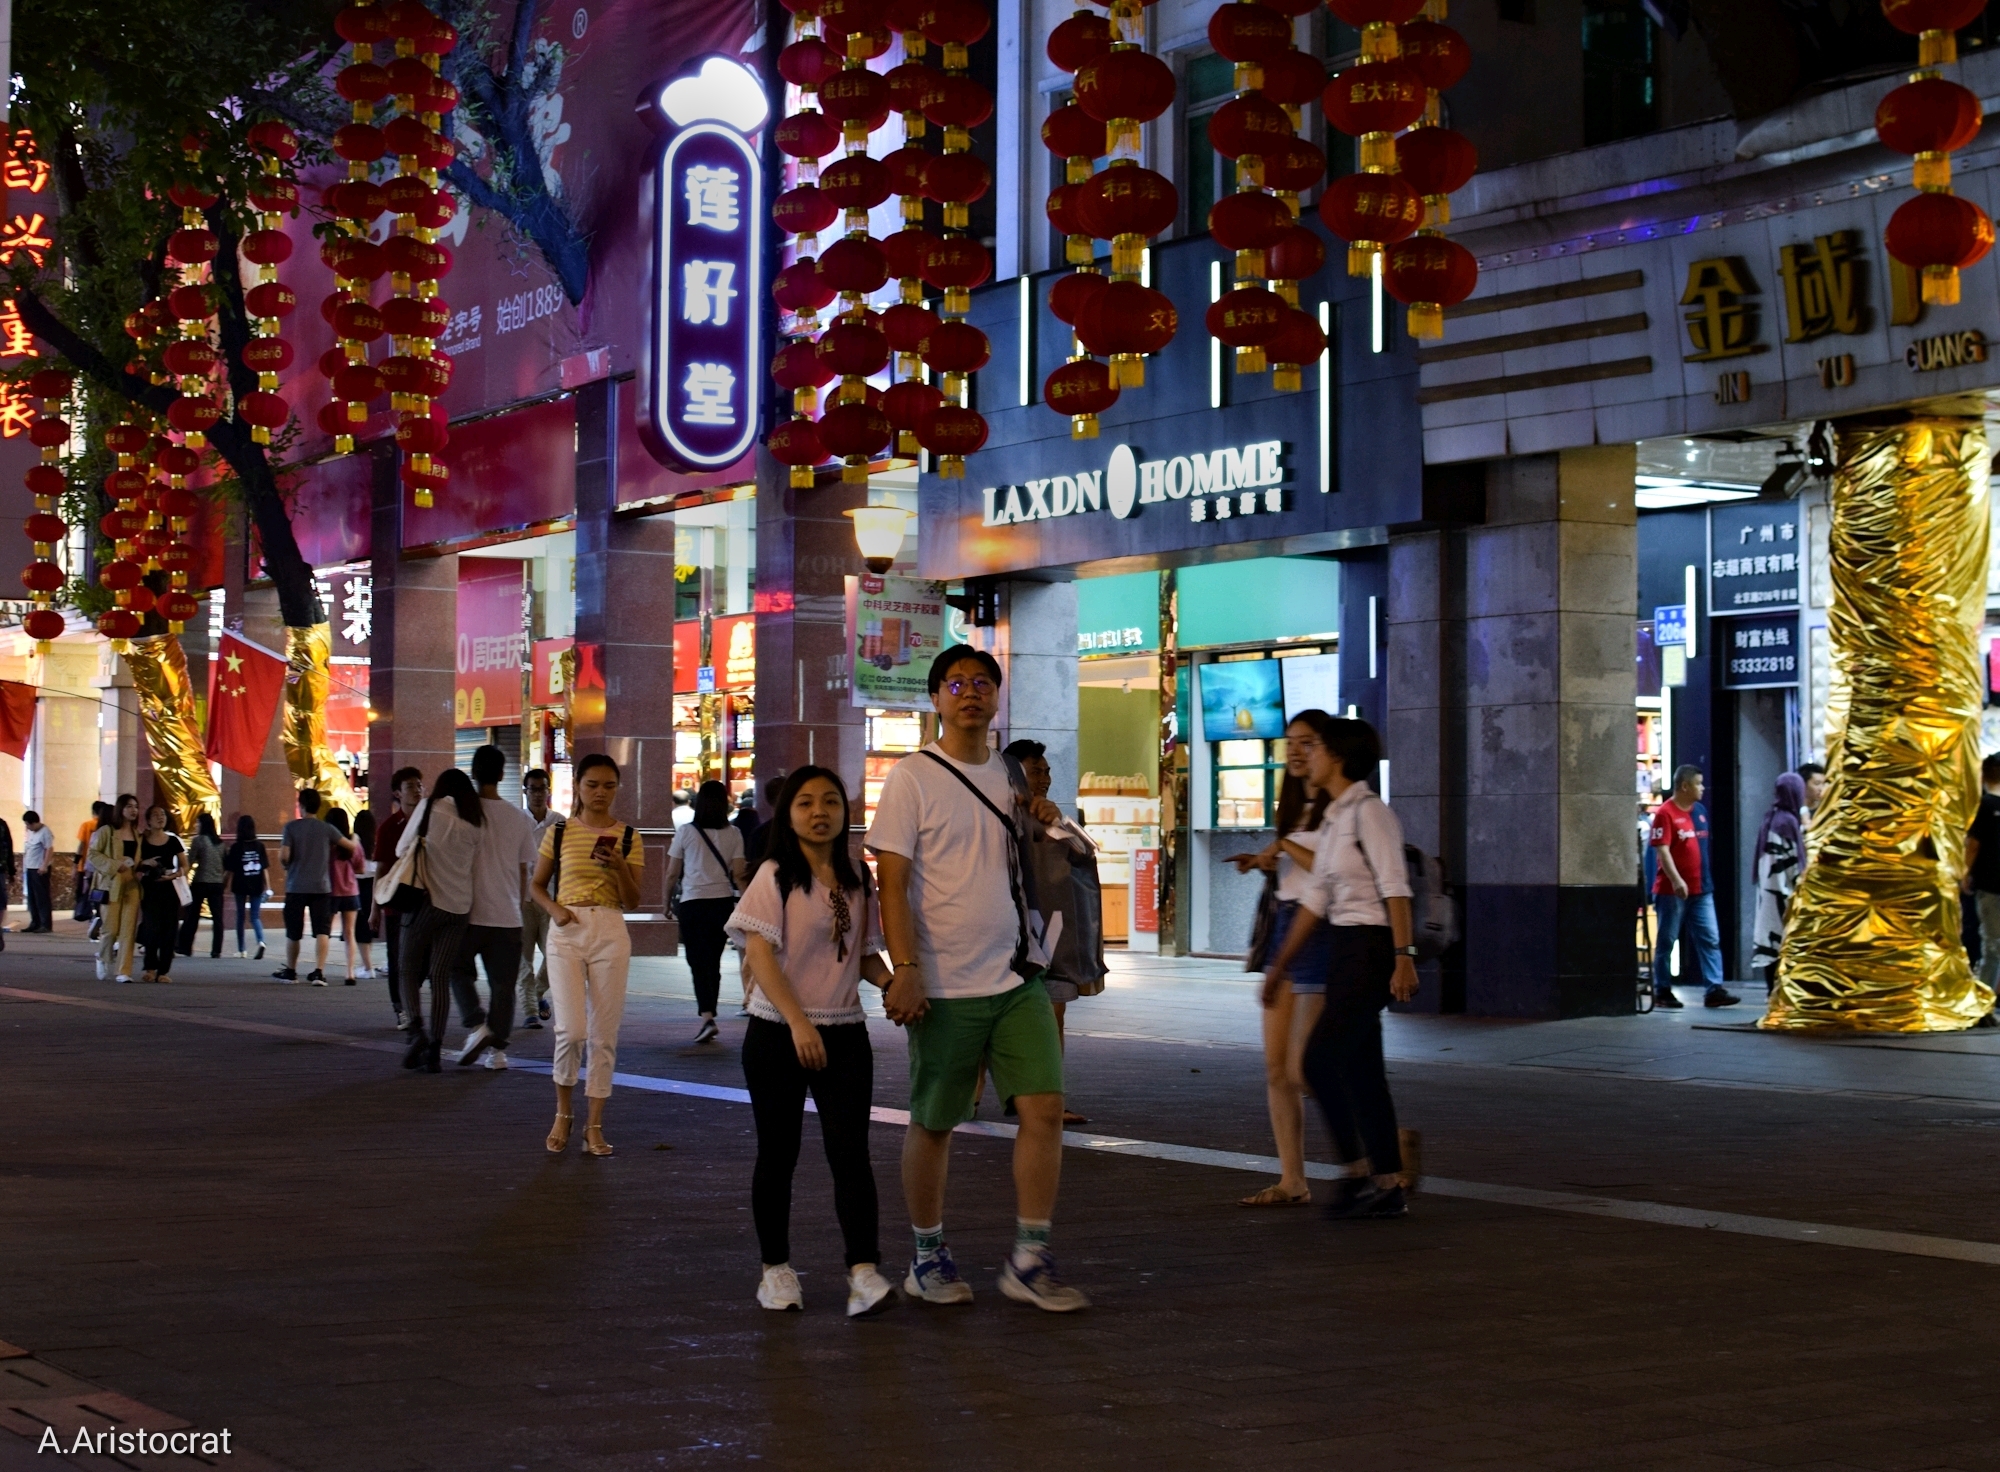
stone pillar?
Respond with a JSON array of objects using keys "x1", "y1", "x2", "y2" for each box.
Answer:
[
  {"x1": 1442, "y1": 445, "x2": 1637, "y2": 1017},
  {"x1": 571, "y1": 377, "x2": 678, "y2": 916},
  {"x1": 751, "y1": 454, "x2": 870, "y2": 811},
  {"x1": 1001, "y1": 580, "x2": 1078, "y2": 809},
  {"x1": 367, "y1": 441, "x2": 457, "y2": 818}
]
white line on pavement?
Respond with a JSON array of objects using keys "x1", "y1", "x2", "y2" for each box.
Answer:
[{"x1": 8, "y1": 984, "x2": 2000, "y2": 1268}]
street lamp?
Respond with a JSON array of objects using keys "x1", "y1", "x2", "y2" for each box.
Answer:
[{"x1": 845, "y1": 506, "x2": 911, "y2": 574}]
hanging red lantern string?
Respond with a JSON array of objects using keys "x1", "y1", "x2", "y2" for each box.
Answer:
[
  {"x1": 381, "y1": 0, "x2": 459, "y2": 509},
  {"x1": 1042, "y1": 16, "x2": 1113, "y2": 437},
  {"x1": 769, "y1": 0, "x2": 843, "y2": 486},
  {"x1": 327, "y1": 1, "x2": 394, "y2": 454},
  {"x1": 18, "y1": 369, "x2": 73, "y2": 650},
  {"x1": 1204, "y1": 0, "x2": 1297, "y2": 376},
  {"x1": 1878, "y1": 0, "x2": 1991, "y2": 305},
  {"x1": 241, "y1": 120, "x2": 300, "y2": 448}
]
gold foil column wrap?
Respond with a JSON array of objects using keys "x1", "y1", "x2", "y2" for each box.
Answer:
[
  {"x1": 283, "y1": 622, "x2": 359, "y2": 815},
  {"x1": 122, "y1": 633, "x2": 221, "y2": 836},
  {"x1": 1765, "y1": 417, "x2": 1994, "y2": 1032}
]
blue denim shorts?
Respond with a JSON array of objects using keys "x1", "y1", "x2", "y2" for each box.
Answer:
[{"x1": 1275, "y1": 900, "x2": 1333, "y2": 995}]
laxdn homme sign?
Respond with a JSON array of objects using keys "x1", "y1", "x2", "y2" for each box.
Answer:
[{"x1": 981, "y1": 440, "x2": 1290, "y2": 527}]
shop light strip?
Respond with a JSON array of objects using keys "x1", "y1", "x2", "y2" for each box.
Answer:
[
  {"x1": 1368, "y1": 595, "x2": 1378, "y2": 680},
  {"x1": 1209, "y1": 261, "x2": 1223, "y2": 410},
  {"x1": 1683, "y1": 565, "x2": 1698, "y2": 657},
  {"x1": 1370, "y1": 254, "x2": 1384, "y2": 355},
  {"x1": 1318, "y1": 300, "x2": 1332, "y2": 495},
  {"x1": 1018, "y1": 274, "x2": 1032, "y2": 407}
]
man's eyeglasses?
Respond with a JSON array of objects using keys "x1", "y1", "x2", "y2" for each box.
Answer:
[{"x1": 943, "y1": 677, "x2": 996, "y2": 697}]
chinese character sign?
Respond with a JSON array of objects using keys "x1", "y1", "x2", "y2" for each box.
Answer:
[
  {"x1": 455, "y1": 561, "x2": 528, "y2": 728},
  {"x1": 1720, "y1": 612, "x2": 1799, "y2": 689},
  {"x1": 845, "y1": 575, "x2": 949, "y2": 711},
  {"x1": 1708, "y1": 502, "x2": 1802, "y2": 612},
  {"x1": 641, "y1": 122, "x2": 762, "y2": 472}
]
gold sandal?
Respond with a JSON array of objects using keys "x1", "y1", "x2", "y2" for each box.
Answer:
[
  {"x1": 581, "y1": 1123, "x2": 614, "y2": 1158},
  {"x1": 545, "y1": 1112, "x2": 573, "y2": 1154},
  {"x1": 1238, "y1": 1184, "x2": 1312, "y2": 1207}
]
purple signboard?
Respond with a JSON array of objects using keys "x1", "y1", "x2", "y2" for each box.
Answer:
[{"x1": 638, "y1": 64, "x2": 765, "y2": 474}]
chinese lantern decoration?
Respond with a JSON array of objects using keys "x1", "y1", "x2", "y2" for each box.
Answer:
[
  {"x1": 18, "y1": 369, "x2": 72, "y2": 650},
  {"x1": 165, "y1": 139, "x2": 223, "y2": 451},
  {"x1": 380, "y1": 0, "x2": 459, "y2": 508},
  {"x1": 1877, "y1": 0, "x2": 1991, "y2": 305},
  {"x1": 770, "y1": 5, "x2": 846, "y2": 487},
  {"x1": 1384, "y1": 232, "x2": 1478, "y2": 340},
  {"x1": 326, "y1": 1, "x2": 394, "y2": 454},
  {"x1": 241, "y1": 120, "x2": 300, "y2": 447},
  {"x1": 1043, "y1": 19, "x2": 1115, "y2": 436},
  {"x1": 1251, "y1": 0, "x2": 1330, "y2": 357},
  {"x1": 1044, "y1": 356, "x2": 1118, "y2": 439},
  {"x1": 1264, "y1": 305, "x2": 1326, "y2": 393},
  {"x1": 1201, "y1": 1, "x2": 1297, "y2": 377},
  {"x1": 879, "y1": 1, "x2": 940, "y2": 458}
]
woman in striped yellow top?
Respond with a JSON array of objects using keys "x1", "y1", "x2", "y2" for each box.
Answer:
[{"x1": 530, "y1": 752, "x2": 643, "y2": 1157}]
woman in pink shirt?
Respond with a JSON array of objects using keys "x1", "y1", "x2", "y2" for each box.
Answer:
[{"x1": 726, "y1": 766, "x2": 895, "y2": 1320}]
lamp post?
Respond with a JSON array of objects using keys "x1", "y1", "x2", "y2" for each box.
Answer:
[{"x1": 845, "y1": 504, "x2": 912, "y2": 573}]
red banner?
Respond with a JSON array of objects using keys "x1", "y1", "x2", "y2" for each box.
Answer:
[
  {"x1": 205, "y1": 634, "x2": 288, "y2": 777},
  {"x1": 672, "y1": 614, "x2": 752, "y2": 692},
  {"x1": 532, "y1": 636, "x2": 574, "y2": 706},
  {"x1": 0, "y1": 680, "x2": 34, "y2": 760},
  {"x1": 456, "y1": 560, "x2": 527, "y2": 727}
]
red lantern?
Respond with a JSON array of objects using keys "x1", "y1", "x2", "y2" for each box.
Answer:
[
  {"x1": 102, "y1": 467, "x2": 145, "y2": 499},
  {"x1": 915, "y1": 405, "x2": 986, "y2": 479},
  {"x1": 1266, "y1": 226, "x2": 1327, "y2": 282},
  {"x1": 1075, "y1": 165, "x2": 1178, "y2": 272},
  {"x1": 921, "y1": 0, "x2": 991, "y2": 45},
  {"x1": 98, "y1": 559, "x2": 143, "y2": 592},
  {"x1": 248, "y1": 177, "x2": 301, "y2": 213},
  {"x1": 103, "y1": 424, "x2": 149, "y2": 454},
  {"x1": 1886, "y1": 190, "x2": 1995, "y2": 303},
  {"x1": 779, "y1": 36, "x2": 845, "y2": 86},
  {"x1": 817, "y1": 320, "x2": 891, "y2": 377},
  {"x1": 157, "y1": 590, "x2": 202, "y2": 628},
  {"x1": 1260, "y1": 51, "x2": 1328, "y2": 108},
  {"x1": 883, "y1": 228, "x2": 942, "y2": 281},
  {"x1": 1398, "y1": 128, "x2": 1478, "y2": 202},
  {"x1": 1206, "y1": 287, "x2": 1288, "y2": 346},
  {"x1": 920, "y1": 235, "x2": 992, "y2": 290},
  {"x1": 324, "y1": 180, "x2": 389, "y2": 220},
  {"x1": 883, "y1": 378, "x2": 945, "y2": 431},
  {"x1": 1209, "y1": 191, "x2": 1294, "y2": 250},
  {"x1": 24, "y1": 512, "x2": 66, "y2": 545},
  {"x1": 1383, "y1": 233, "x2": 1479, "y2": 338},
  {"x1": 239, "y1": 391, "x2": 290, "y2": 430},
  {"x1": 1048, "y1": 12, "x2": 1110, "y2": 72},
  {"x1": 1326, "y1": 0, "x2": 1425, "y2": 22},
  {"x1": 98, "y1": 609, "x2": 142, "y2": 642},
  {"x1": 1208, "y1": 3, "x2": 1293, "y2": 63},
  {"x1": 398, "y1": 411, "x2": 450, "y2": 455},
  {"x1": 775, "y1": 111, "x2": 842, "y2": 159},
  {"x1": 774, "y1": 259, "x2": 839, "y2": 314},
  {"x1": 23, "y1": 609, "x2": 64, "y2": 644},
  {"x1": 333, "y1": 123, "x2": 387, "y2": 161},
  {"x1": 334, "y1": 363, "x2": 385, "y2": 402},
  {"x1": 1049, "y1": 270, "x2": 1108, "y2": 325},
  {"x1": 1319, "y1": 172, "x2": 1423, "y2": 273},
  {"x1": 380, "y1": 353, "x2": 454, "y2": 398},
  {"x1": 1398, "y1": 20, "x2": 1471, "y2": 93},
  {"x1": 241, "y1": 229, "x2": 294, "y2": 265},
  {"x1": 1208, "y1": 93, "x2": 1295, "y2": 162},
  {"x1": 166, "y1": 180, "x2": 219, "y2": 209},
  {"x1": 168, "y1": 228, "x2": 219, "y2": 266},
  {"x1": 766, "y1": 419, "x2": 827, "y2": 479},
  {"x1": 1046, "y1": 182, "x2": 1091, "y2": 239},
  {"x1": 166, "y1": 398, "x2": 222, "y2": 433},
  {"x1": 880, "y1": 302, "x2": 942, "y2": 353},
  {"x1": 919, "y1": 320, "x2": 991, "y2": 374},
  {"x1": 924, "y1": 152, "x2": 992, "y2": 204},
  {"x1": 882, "y1": 146, "x2": 933, "y2": 197},
  {"x1": 163, "y1": 340, "x2": 221, "y2": 375},
  {"x1": 927, "y1": 74, "x2": 994, "y2": 128},
  {"x1": 322, "y1": 237, "x2": 385, "y2": 280},
  {"x1": 820, "y1": 154, "x2": 892, "y2": 210},
  {"x1": 817, "y1": 400, "x2": 892, "y2": 474},
  {"x1": 246, "y1": 282, "x2": 298, "y2": 318},
  {"x1": 336, "y1": 60, "x2": 393, "y2": 102},
  {"x1": 20, "y1": 561, "x2": 64, "y2": 594},
  {"x1": 773, "y1": 184, "x2": 840, "y2": 237},
  {"x1": 885, "y1": 61, "x2": 947, "y2": 115},
  {"x1": 1883, "y1": 0, "x2": 1986, "y2": 63},
  {"x1": 125, "y1": 586, "x2": 157, "y2": 616},
  {"x1": 381, "y1": 297, "x2": 452, "y2": 338},
  {"x1": 1075, "y1": 47, "x2": 1177, "y2": 139},
  {"x1": 819, "y1": 68, "x2": 892, "y2": 127},
  {"x1": 156, "y1": 445, "x2": 200, "y2": 477},
  {"x1": 1042, "y1": 102, "x2": 1107, "y2": 161},
  {"x1": 1076, "y1": 281, "x2": 1177, "y2": 385},
  {"x1": 1264, "y1": 307, "x2": 1327, "y2": 391},
  {"x1": 1877, "y1": 77, "x2": 1982, "y2": 188},
  {"x1": 773, "y1": 339, "x2": 837, "y2": 391},
  {"x1": 818, "y1": 236, "x2": 891, "y2": 295},
  {"x1": 1043, "y1": 358, "x2": 1119, "y2": 438},
  {"x1": 333, "y1": 300, "x2": 387, "y2": 340},
  {"x1": 380, "y1": 236, "x2": 450, "y2": 280},
  {"x1": 1323, "y1": 60, "x2": 1426, "y2": 167}
]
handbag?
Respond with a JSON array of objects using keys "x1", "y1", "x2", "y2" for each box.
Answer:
[
  {"x1": 172, "y1": 875, "x2": 193, "y2": 906},
  {"x1": 1244, "y1": 872, "x2": 1280, "y2": 972},
  {"x1": 374, "y1": 805, "x2": 435, "y2": 910}
]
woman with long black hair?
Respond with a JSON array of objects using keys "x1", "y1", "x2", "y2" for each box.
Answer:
[
  {"x1": 177, "y1": 812, "x2": 227, "y2": 958},
  {"x1": 134, "y1": 805, "x2": 186, "y2": 984},
  {"x1": 1232, "y1": 724, "x2": 1332, "y2": 1208},
  {"x1": 225, "y1": 813, "x2": 268, "y2": 960},
  {"x1": 396, "y1": 767, "x2": 486, "y2": 1073},
  {"x1": 1264, "y1": 714, "x2": 1419, "y2": 1219},
  {"x1": 666, "y1": 779, "x2": 747, "y2": 1044},
  {"x1": 726, "y1": 765, "x2": 894, "y2": 1316}
]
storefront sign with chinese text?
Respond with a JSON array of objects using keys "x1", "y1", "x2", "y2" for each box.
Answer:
[
  {"x1": 1708, "y1": 502, "x2": 1801, "y2": 612},
  {"x1": 1720, "y1": 611, "x2": 1799, "y2": 689}
]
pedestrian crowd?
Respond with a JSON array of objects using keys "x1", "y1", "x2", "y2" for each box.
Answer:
[{"x1": 29, "y1": 644, "x2": 1435, "y2": 1322}]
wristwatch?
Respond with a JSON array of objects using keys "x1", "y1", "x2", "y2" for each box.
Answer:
[{"x1": 1395, "y1": 945, "x2": 1420, "y2": 958}]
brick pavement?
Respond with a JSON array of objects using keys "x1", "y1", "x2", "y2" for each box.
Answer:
[{"x1": 6, "y1": 931, "x2": 2000, "y2": 1470}]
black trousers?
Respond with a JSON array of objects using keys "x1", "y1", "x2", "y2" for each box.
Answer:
[
  {"x1": 449, "y1": 923, "x2": 523, "y2": 1046},
  {"x1": 382, "y1": 903, "x2": 409, "y2": 1018},
  {"x1": 24, "y1": 869, "x2": 50, "y2": 931},
  {"x1": 400, "y1": 901, "x2": 471, "y2": 1045},
  {"x1": 1299, "y1": 924, "x2": 1403, "y2": 1178},
  {"x1": 741, "y1": 1017, "x2": 879, "y2": 1268},
  {"x1": 177, "y1": 881, "x2": 225, "y2": 956},
  {"x1": 139, "y1": 886, "x2": 183, "y2": 975},
  {"x1": 679, "y1": 897, "x2": 736, "y2": 1016}
]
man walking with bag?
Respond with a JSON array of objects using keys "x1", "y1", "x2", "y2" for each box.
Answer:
[
  {"x1": 452, "y1": 745, "x2": 541, "y2": 1071},
  {"x1": 868, "y1": 644, "x2": 1088, "y2": 1313}
]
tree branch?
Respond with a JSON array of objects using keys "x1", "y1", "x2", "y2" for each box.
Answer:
[
  {"x1": 506, "y1": 0, "x2": 539, "y2": 89},
  {"x1": 11, "y1": 286, "x2": 175, "y2": 414}
]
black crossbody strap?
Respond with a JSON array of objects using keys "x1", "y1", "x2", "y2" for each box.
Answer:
[
  {"x1": 920, "y1": 750, "x2": 1034, "y2": 976},
  {"x1": 694, "y1": 825, "x2": 739, "y2": 898},
  {"x1": 549, "y1": 820, "x2": 565, "y2": 899}
]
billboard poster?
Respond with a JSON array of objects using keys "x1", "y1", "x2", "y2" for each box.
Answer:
[
  {"x1": 455, "y1": 560, "x2": 528, "y2": 727},
  {"x1": 845, "y1": 574, "x2": 948, "y2": 711}
]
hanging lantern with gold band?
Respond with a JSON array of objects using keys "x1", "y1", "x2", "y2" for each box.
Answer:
[
  {"x1": 1204, "y1": 0, "x2": 1293, "y2": 376},
  {"x1": 239, "y1": 120, "x2": 300, "y2": 448},
  {"x1": 878, "y1": 0, "x2": 940, "y2": 457},
  {"x1": 1878, "y1": 0, "x2": 1991, "y2": 305},
  {"x1": 326, "y1": 1, "x2": 394, "y2": 453},
  {"x1": 1249, "y1": 0, "x2": 1327, "y2": 394},
  {"x1": 1041, "y1": 17, "x2": 1114, "y2": 436},
  {"x1": 770, "y1": 0, "x2": 844, "y2": 486},
  {"x1": 17, "y1": 369, "x2": 73, "y2": 650}
]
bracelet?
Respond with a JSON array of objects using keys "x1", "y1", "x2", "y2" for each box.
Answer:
[{"x1": 893, "y1": 961, "x2": 920, "y2": 972}]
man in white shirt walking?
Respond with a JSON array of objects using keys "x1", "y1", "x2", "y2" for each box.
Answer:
[
  {"x1": 20, "y1": 811, "x2": 53, "y2": 933},
  {"x1": 453, "y1": 745, "x2": 541, "y2": 1071},
  {"x1": 868, "y1": 645, "x2": 1088, "y2": 1313},
  {"x1": 516, "y1": 767, "x2": 558, "y2": 1030}
]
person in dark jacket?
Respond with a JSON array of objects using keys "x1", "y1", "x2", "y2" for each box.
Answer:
[{"x1": 224, "y1": 814, "x2": 269, "y2": 960}]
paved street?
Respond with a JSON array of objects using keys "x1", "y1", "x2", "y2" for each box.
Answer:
[{"x1": 8, "y1": 928, "x2": 2000, "y2": 1470}]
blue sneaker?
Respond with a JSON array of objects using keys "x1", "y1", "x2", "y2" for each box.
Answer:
[
  {"x1": 903, "y1": 1245, "x2": 974, "y2": 1305},
  {"x1": 997, "y1": 1246, "x2": 1090, "y2": 1313}
]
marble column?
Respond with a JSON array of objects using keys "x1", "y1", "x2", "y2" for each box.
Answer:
[{"x1": 1001, "y1": 580, "x2": 1079, "y2": 809}]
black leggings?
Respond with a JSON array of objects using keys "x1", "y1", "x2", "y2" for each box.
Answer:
[
  {"x1": 139, "y1": 886, "x2": 182, "y2": 975},
  {"x1": 400, "y1": 901, "x2": 470, "y2": 1045},
  {"x1": 741, "y1": 1017, "x2": 879, "y2": 1268},
  {"x1": 679, "y1": 897, "x2": 735, "y2": 1016},
  {"x1": 1300, "y1": 925, "x2": 1403, "y2": 1177}
]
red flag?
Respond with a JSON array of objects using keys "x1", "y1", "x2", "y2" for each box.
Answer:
[
  {"x1": 206, "y1": 633, "x2": 287, "y2": 777},
  {"x1": 0, "y1": 680, "x2": 34, "y2": 760}
]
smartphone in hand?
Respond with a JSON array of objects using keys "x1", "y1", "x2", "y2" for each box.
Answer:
[{"x1": 591, "y1": 833, "x2": 617, "y2": 864}]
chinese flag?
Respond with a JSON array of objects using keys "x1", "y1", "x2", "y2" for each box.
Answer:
[
  {"x1": 0, "y1": 680, "x2": 34, "y2": 760},
  {"x1": 205, "y1": 633, "x2": 287, "y2": 777}
]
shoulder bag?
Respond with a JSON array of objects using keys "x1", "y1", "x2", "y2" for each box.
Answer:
[
  {"x1": 919, "y1": 750, "x2": 1039, "y2": 980},
  {"x1": 693, "y1": 825, "x2": 741, "y2": 908},
  {"x1": 374, "y1": 805, "x2": 434, "y2": 911}
]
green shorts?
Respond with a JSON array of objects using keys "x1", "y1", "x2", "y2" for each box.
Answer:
[{"x1": 907, "y1": 980, "x2": 1064, "y2": 1131}]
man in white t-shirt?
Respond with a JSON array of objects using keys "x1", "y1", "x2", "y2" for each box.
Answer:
[
  {"x1": 868, "y1": 644, "x2": 1088, "y2": 1314},
  {"x1": 516, "y1": 767, "x2": 558, "y2": 1029},
  {"x1": 453, "y1": 745, "x2": 541, "y2": 1071}
]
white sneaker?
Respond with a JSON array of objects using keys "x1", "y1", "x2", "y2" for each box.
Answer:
[
  {"x1": 482, "y1": 1048, "x2": 510, "y2": 1071},
  {"x1": 997, "y1": 1246, "x2": 1090, "y2": 1313},
  {"x1": 756, "y1": 1264, "x2": 804, "y2": 1312},
  {"x1": 903, "y1": 1246, "x2": 974, "y2": 1305},
  {"x1": 95, "y1": 956, "x2": 106, "y2": 981},
  {"x1": 355, "y1": 967, "x2": 374, "y2": 979},
  {"x1": 455, "y1": 1023, "x2": 492, "y2": 1065},
  {"x1": 846, "y1": 1264, "x2": 897, "y2": 1318}
]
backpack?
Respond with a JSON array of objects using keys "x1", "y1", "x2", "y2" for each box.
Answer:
[{"x1": 1346, "y1": 795, "x2": 1460, "y2": 962}]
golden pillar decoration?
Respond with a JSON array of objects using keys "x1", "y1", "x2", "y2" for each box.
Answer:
[
  {"x1": 283, "y1": 622, "x2": 359, "y2": 815},
  {"x1": 122, "y1": 633, "x2": 221, "y2": 836},
  {"x1": 1765, "y1": 416, "x2": 1994, "y2": 1032}
]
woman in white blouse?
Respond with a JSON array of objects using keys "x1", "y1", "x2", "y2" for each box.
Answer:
[
  {"x1": 725, "y1": 766, "x2": 895, "y2": 1319},
  {"x1": 394, "y1": 767, "x2": 486, "y2": 1074},
  {"x1": 1264, "y1": 712, "x2": 1419, "y2": 1220}
]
